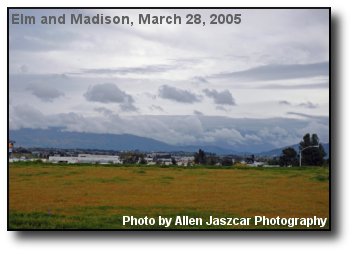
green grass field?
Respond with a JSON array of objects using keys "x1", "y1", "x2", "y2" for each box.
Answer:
[{"x1": 9, "y1": 162, "x2": 329, "y2": 230}]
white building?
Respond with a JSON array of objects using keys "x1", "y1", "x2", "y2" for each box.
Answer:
[
  {"x1": 48, "y1": 156, "x2": 79, "y2": 164},
  {"x1": 157, "y1": 158, "x2": 173, "y2": 165},
  {"x1": 77, "y1": 154, "x2": 122, "y2": 164},
  {"x1": 175, "y1": 156, "x2": 194, "y2": 166},
  {"x1": 144, "y1": 157, "x2": 156, "y2": 165},
  {"x1": 48, "y1": 154, "x2": 122, "y2": 164}
]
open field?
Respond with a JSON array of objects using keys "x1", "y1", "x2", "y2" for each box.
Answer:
[{"x1": 9, "y1": 163, "x2": 329, "y2": 229}]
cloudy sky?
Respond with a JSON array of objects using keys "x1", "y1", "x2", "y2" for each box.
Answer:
[{"x1": 9, "y1": 9, "x2": 329, "y2": 152}]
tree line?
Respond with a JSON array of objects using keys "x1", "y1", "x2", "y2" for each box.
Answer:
[
  {"x1": 194, "y1": 133, "x2": 328, "y2": 167},
  {"x1": 277, "y1": 133, "x2": 327, "y2": 167}
]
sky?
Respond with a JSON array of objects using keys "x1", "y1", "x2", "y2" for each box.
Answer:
[{"x1": 8, "y1": 9, "x2": 329, "y2": 151}]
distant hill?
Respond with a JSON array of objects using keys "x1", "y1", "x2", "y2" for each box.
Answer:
[
  {"x1": 9, "y1": 128, "x2": 235, "y2": 154},
  {"x1": 257, "y1": 143, "x2": 330, "y2": 158}
]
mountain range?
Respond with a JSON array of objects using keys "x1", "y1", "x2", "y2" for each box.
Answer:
[{"x1": 9, "y1": 128, "x2": 329, "y2": 156}]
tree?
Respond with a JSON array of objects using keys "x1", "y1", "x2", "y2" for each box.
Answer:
[
  {"x1": 139, "y1": 157, "x2": 147, "y2": 165},
  {"x1": 279, "y1": 147, "x2": 298, "y2": 167},
  {"x1": 267, "y1": 157, "x2": 279, "y2": 166},
  {"x1": 171, "y1": 157, "x2": 177, "y2": 165},
  {"x1": 299, "y1": 133, "x2": 326, "y2": 166},
  {"x1": 194, "y1": 149, "x2": 206, "y2": 165},
  {"x1": 221, "y1": 157, "x2": 233, "y2": 166},
  {"x1": 121, "y1": 152, "x2": 145, "y2": 164},
  {"x1": 206, "y1": 156, "x2": 218, "y2": 166},
  {"x1": 245, "y1": 154, "x2": 255, "y2": 164}
]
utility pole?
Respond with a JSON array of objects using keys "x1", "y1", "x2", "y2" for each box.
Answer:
[{"x1": 299, "y1": 145, "x2": 320, "y2": 167}]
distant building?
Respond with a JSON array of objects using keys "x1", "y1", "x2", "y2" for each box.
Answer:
[
  {"x1": 48, "y1": 156, "x2": 79, "y2": 164},
  {"x1": 48, "y1": 154, "x2": 122, "y2": 164},
  {"x1": 157, "y1": 158, "x2": 173, "y2": 165},
  {"x1": 175, "y1": 156, "x2": 194, "y2": 166},
  {"x1": 77, "y1": 154, "x2": 122, "y2": 164},
  {"x1": 144, "y1": 156, "x2": 156, "y2": 165}
]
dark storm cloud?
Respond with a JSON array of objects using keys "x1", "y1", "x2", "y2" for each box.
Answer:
[
  {"x1": 84, "y1": 83, "x2": 130, "y2": 103},
  {"x1": 27, "y1": 83, "x2": 64, "y2": 102},
  {"x1": 84, "y1": 83, "x2": 137, "y2": 111},
  {"x1": 203, "y1": 89, "x2": 236, "y2": 105},
  {"x1": 212, "y1": 62, "x2": 329, "y2": 81},
  {"x1": 158, "y1": 85, "x2": 201, "y2": 103}
]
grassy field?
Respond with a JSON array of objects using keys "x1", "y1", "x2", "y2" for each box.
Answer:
[{"x1": 9, "y1": 162, "x2": 329, "y2": 230}]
